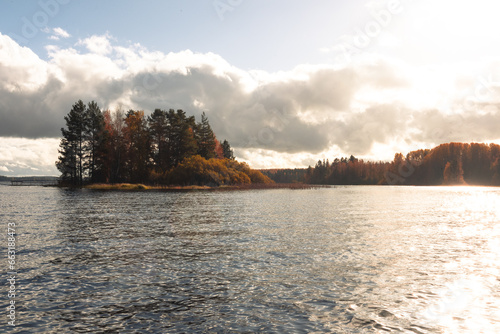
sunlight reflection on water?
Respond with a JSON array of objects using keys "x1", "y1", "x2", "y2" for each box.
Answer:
[{"x1": 417, "y1": 187, "x2": 500, "y2": 333}]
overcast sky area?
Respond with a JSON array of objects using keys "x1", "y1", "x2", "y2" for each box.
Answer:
[{"x1": 1, "y1": 0, "x2": 500, "y2": 176}]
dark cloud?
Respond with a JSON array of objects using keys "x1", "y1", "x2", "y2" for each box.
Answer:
[
  {"x1": 326, "y1": 104, "x2": 409, "y2": 154},
  {"x1": 0, "y1": 76, "x2": 67, "y2": 138},
  {"x1": 411, "y1": 107, "x2": 500, "y2": 144}
]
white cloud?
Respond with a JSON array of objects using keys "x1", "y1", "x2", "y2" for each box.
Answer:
[
  {"x1": 1, "y1": 31, "x2": 500, "y2": 174},
  {"x1": 48, "y1": 27, "x2": 71, "y2": 40},
  {"x1": 0, "y1": 33, "x2": 50, "y2": 91},
  {"x1": 0, "y1": 137, "x2": 60, "y2": 176},
  {"x1": 77, "y1": 33, "x2": 113, "y2": 55},
  {"x1": 53, "y1": 27, "x2": 70, "y2": 39}
]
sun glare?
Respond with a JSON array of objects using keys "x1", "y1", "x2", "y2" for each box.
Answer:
[
  {"x1": 419, "y1": 187, "x2": 500, "y2": 333},
  {"x1": 404, "y1": 0, "x2": 500, "y2": 62}
]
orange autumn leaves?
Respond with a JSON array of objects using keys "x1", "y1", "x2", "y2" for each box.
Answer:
[
  {"x1": 303, "y1": 142, "x2": 500, "y2": 186},
  {"x1": 151, "y1": 155, "x2": 273, "y2": 186}
]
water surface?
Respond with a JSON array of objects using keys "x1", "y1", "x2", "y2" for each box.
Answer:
[{"x1": 1, "y1": 185, "x2": 499, "y2": 333}]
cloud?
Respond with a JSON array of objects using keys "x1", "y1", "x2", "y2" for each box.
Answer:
[
  {"x1": 77, "y1": 33, "x2": 112, "y2": 55},
  {"x1": 1, "y1": 31, "x2": 500, "y2": 172},
  {"x1": 48, "y1": 27, "x2": 71, "y2": 40},
  {"x1": 330, "y1": 104, "x2": 410, "y2": 155},
  {"x1": 0, "y1": 137, "x2": 60, "y2": 176},
  {"x1": 53, "y1": 27, "x2": 70, "y2": 38}
]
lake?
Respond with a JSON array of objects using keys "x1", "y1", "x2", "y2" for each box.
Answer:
[{"x1": 1, "y1": 185, "x2": 499, "y2": 333}]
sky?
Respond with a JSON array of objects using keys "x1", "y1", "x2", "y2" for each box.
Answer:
[{"x1": 1, "y1": 0, "x2": 500, "y2": 176}]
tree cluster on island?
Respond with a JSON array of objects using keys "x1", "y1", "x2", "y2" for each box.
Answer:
[
  {"x1": 56, "y1": 100, "x2": 273, "y2": 187},
  {"x1": 263, "y1": 142, "x2": 500, "y2": 186}
]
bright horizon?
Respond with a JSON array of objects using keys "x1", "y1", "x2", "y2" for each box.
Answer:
[{"x1": 1, "y1": 0, "x2": 500, "y2": 176}]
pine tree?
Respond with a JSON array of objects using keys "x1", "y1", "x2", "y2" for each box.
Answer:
[
  {"x1": 56, "y1": 135, "x2": 76, "y2": 184},
  {"x1": 222, "y1": 139, "x2": 234, "y2": 159},
  {"x1": 167, "y1": 109, "x2": 197, "y2": 166},
  {"x1": 56, "y1": 100, "x2": 87, "y2": 186},
  {"x1": 196, "y1": 112, "x2": 216, "y2": 159},
  {"x1": 84, "y1": 101, "x2": 106, "y2": 183},
  {"x1": 148, "y1": 109, "x2": 170, "y2": 172}
]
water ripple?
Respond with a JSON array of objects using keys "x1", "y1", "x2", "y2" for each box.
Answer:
[{"x1": 1, "y1": 185, "x2": 499, "y2": 333}]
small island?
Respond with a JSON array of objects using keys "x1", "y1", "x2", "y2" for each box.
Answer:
[{"x1": 56, "y1": 100, "x2": 274, "y2": 189}]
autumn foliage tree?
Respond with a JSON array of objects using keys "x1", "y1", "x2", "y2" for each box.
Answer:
[
  {"x1": 124, "y1": 110, "x2": 151, "y2": 183},
  {"x1": 166, "y1": 155, "x2": 272, "y2": 186},
  {"x1": 298, "y1": 142, "x2": 500, "y2": 186},
  {"x1": 102, "y1": 108, "x2": 127, "y2": 183}
]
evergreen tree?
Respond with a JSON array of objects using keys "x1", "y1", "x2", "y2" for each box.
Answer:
[
  {"x1": 222, "y1": 139, "x2": 234, "y2": 160},
  {"x1": 56, "y1": 135, "x2": 76, "y2": 184},
  {"x1": 167, "y1": 109, "x2": 197, "y2": 166},
  {"x1": 56, "y1": 100, "x2": 87, "y2": 186},
  {"x1": 84, "y1": 101, "x2": 106, "y2": 183},
  {"x1": 196, "y1": 112, "x2": 216, "y2": 159},
  {"x1": 148, "y1": 109, "x2": 170, "y2": 172}
]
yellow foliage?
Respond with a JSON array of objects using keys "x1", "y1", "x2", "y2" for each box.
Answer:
[{"x1": 164, "y1": 155, "x2": 273, "y2": 186}]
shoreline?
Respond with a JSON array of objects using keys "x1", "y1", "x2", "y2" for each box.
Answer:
[{"x1": 80, "y1": 183, "x2": 327, "y2": 191}]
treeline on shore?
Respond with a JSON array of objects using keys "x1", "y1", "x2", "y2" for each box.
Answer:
[
  {"x1": 56, "y1": 100, "x2": 272, "y2": 187},
  {"x1": 0, "y1": 176, "x2": 59, "y2": 182},
  {"x1": 262, "y1": 142, "x2": 500, "y2": 186}
]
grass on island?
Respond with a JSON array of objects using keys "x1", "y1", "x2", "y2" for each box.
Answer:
[
  {"x1": 85, "y1": 183, "x2": 151, "y2": 190},
  {"x1": 84, "y1": 183, "x2": 216, "y2": 190}
]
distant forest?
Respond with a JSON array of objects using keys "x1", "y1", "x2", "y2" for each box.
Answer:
[
  {"x1": 56, "y1": 100, "x2": 272, "y2": 187},
  {"x1": 262, "y1": 142, "x2": 500, "y2": 186}
]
